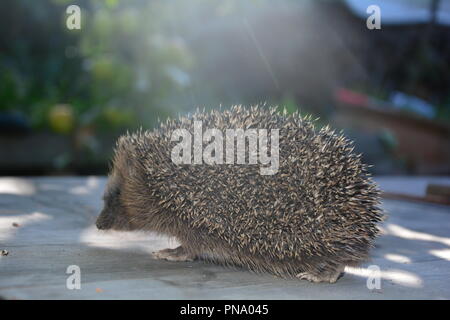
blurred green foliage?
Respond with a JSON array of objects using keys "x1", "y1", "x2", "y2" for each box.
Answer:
[
  {"x1": 1, "y1": 0, "x2": 448, "y2": 134},
  {"x1": 0, "y1": 0, "x2": 195, "y2": 134}
]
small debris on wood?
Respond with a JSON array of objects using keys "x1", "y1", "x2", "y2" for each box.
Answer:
[
  {"x1": 1, "y1": 250, "x2": 9, "y2": 256},
  {"x1": 12, "y1": 222, "x2": 20, "y2": 228}
]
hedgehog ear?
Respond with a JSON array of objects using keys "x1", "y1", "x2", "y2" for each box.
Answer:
[
  {"x1": 115, "y1": 135, "x2": 141, "y2": 179},
  {"x1": 125, "y1": 156, "x2": 137, "y2": 178},
  {"x1": 114, "y1": 147, "x2": 137, "y2": 179}
]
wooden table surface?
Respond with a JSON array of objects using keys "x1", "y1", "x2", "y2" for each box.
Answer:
[{"x1": 0, "y1": 176, "x2": 449, "y2": 299}]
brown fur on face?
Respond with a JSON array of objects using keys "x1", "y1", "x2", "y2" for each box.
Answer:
[
  {"x1": 96, "y1": 136, "x2": 142, "y2": 231},
  {"x1": 96, "y1": 171, "x2": 130, "y2": 230},
  {"x1": 96, "y1": 134, "x2": 178, "y2": 234}
]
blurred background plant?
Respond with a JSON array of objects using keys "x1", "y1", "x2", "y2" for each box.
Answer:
[
  {"x1": 0, "y1": 0, "x2": 449, "y2": 174},
  {"x1": 0, "y1": 0, "x2": 194, "y2": 132}
]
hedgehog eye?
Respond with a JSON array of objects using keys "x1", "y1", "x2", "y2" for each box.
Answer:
[{"x1": 103, "y1": 188, "x2": 120, "y2": 201}]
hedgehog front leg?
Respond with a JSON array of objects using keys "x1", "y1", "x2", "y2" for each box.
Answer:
[{"x1": 152, "y1": 246, "x2": 196, "y2": 262}]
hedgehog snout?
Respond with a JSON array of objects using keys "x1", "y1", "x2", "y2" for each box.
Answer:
[
  {"x1": 96, "y1": 219, "x2": 106, "y2": 230},
  {"x1": 95, "y1": 210, "x2": 112, "y2": 230}
]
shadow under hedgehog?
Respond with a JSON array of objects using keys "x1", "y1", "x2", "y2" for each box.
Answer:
[{"x1": 96, "y1": 105, "x2": 384, "y2": 283}]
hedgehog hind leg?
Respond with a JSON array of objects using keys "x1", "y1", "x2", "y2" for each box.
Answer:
[
  {"x1": 152, "y1": 246, "x2": 196, "y2": 262},
  {"x1": 296, "y1": 265, "x2": 345, "y2": 283},
  {"x1": 296, "y1": 271, "x2": 341, "y2": 283}
]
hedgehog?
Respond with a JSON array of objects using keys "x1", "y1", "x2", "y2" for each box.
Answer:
[{"x1": 96, "y1": 105, "x2": 384, "y2": 283}]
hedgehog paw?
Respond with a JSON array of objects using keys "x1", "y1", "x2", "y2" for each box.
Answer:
[
  {"x1": 296, "y1": 269, "x2": 344, "y2": 283},
  {"x1": 152, "y1": 246, "x2": 195, "y2": 262}
]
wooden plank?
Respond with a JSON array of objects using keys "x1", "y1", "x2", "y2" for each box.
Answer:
[{"x1": 1, "y1": 177, "x2": 450, "y2": 299}]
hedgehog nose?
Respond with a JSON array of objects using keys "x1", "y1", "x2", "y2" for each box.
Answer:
[
  {"x1": 96, "y1": 220, "x2": 105, "y2": 230},
  {"x1": 96, "y1": 216, "x2": 107, "y2": 230}
]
